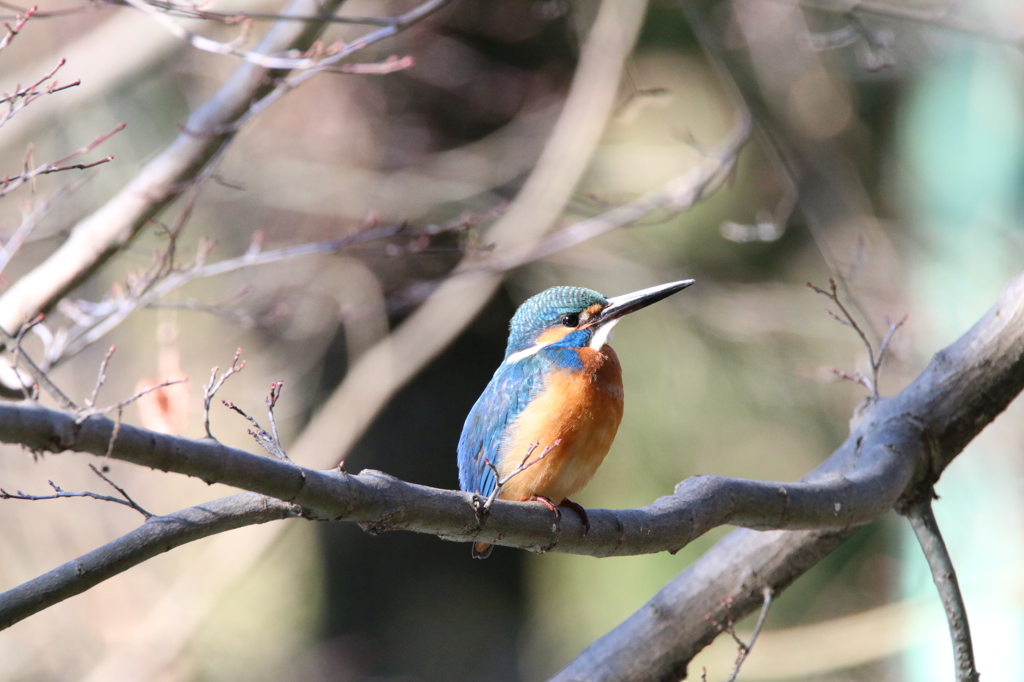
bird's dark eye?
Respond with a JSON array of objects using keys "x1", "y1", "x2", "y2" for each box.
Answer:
[{"x1": 560, "y1": 313, "x2": 580, "y2": 328}]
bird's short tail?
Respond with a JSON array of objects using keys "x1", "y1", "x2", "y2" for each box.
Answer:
[{"x1": 472, "y1": 542, "x2": 493, "y2": 559}]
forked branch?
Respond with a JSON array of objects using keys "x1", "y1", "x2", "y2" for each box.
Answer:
[
  {"x1": 808, "y1": 278, "x2": 907, "y2": 398},
  {"x1": 1, "y1": 463, "x2": 152, "y2": 518}
]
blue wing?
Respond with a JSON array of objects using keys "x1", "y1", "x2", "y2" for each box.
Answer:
[{"x1": 457, "y1": 354, "x2": 547, "y2": 497}]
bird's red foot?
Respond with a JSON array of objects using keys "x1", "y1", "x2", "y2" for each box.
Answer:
[
  {"x1": 525, "y1": 495, "x2": 561, "y2": 521},
  {"x1": 559, "y1": 499, "x2": 590, "y2": 535}
]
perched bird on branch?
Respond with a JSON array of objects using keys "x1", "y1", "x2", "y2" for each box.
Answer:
[{"x1": 458, "y1": 280, "x2": 695, "y2": 558}]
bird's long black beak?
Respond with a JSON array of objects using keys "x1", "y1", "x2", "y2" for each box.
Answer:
[{"x1": 585, "y1": 279, "x2": 695, "y2": 328}]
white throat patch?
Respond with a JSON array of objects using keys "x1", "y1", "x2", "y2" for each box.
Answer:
[{"x1": 588, "y1": 319, "x2": 619, "y2": 350}]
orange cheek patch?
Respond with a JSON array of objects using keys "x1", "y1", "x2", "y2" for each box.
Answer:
[{"x1": 536, "y1": 326, "x2": 573, "y2": 347}]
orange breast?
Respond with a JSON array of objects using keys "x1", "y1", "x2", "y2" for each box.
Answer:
[{"x1": 496, "y1": 346, "x2": 624, "y2": 503}]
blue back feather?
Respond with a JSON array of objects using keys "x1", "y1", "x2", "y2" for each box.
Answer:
[{"x1": 458, "y1": 354, "x2": 546, "y2": 496}]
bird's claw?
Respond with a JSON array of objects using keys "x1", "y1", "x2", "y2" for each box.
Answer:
[
  {"x1": 471, "y1": 493, "x2": 490, "y2": 523},
  {"x1": 559, "y1": 498, "x2": 590, "y2": 536},
  {"x1": 525, "y1": 495, "x2": 561, "y2": 534}
]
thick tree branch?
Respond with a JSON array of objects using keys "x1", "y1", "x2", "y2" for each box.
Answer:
[
  {"x1": 3, "y1": 272, "x2": 1024, "y2": 633},
  {"x1": 0, "y1": 399, "x2": 918, "y2": 553},
  {"x1": 554, "y1": 270, "x2": 1024, "y2": 681}
]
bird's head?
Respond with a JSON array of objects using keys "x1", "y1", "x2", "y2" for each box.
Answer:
[{"x1": 504, "y1": 280, "x2": 695, "y2": 362}]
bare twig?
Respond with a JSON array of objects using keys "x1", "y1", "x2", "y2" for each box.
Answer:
[
  {"x1": 264, "y1": 381, "x2": 283, "y2": 455},
  {"x1": 222, "y1": 381, "x2": 289, "y2": 460},
  {"x1": 87, "y1": 463, "x2": 152, "y2": 518},
  {"x1": 0, "y1": 3, "x2": 32, "y2": 51},
  {"x1": 0, "y1": 201, "x2": 44, "y2": 278},
  {"x1": 0, "y1": 319, "x2": 77, "y2": 409},
  {"x1": 0, "y1": 0, "x2": 90, "y2": 18},
  {"x1": 903, "y1": 496, "x2": 980, "y2": 682},
  {"x1": 0, "y1": 58, "x2": 80, "y2": 130},
  {"x1": 104, "y1": 406, "x2": 123, "y2": 459},
  {"x1": 808, "y1": 278, "x2": 906, "y2": 399},
  {"x1": 477, "y1": 439, "x2": 561, "y2": 515},
  {"x1": 85, "y1": 345, "x2": 116, "y2": 408},
  {"x1": 325, "y1": 55, "x2": 415, "y2": 75},
  {"x1": 75, "y1": 377, "x2": 188, "y2": 422},
  {"x1": 0, "y1": 463, "x2": 152, "y2": 518},
  {"x1": 725, "y1": 587, "x2": 773, "y2": 682},
  {"x1": 878, "y1": 313, "x2": 909, "y2": 373},
  {"x1": 0, "y1": 123, "x2": 124, "y2": 200},
  {"x1": 202, "y1": 348, "x2": 245, "y2": 439}
]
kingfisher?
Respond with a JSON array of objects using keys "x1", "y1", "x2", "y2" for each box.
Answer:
[{"x1": 458, "y1": 279, "x2": 695, "y2": 558}]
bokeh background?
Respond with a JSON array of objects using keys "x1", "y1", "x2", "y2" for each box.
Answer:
[{"x1": 0, "y1": 0, "x2": 1022, "y2": 680}]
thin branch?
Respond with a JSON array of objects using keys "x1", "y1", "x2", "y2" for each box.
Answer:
[
  {"x1": 87, "y1": 463, "x2": 152, "y2": 518},
  {"x1": 0, "y1": 3, "x2": 32, "y2": 51},
  {"x1": 0, "y1": 197, "x2": 45, "y2": 278},
  {"x1": 0, "y1": 320, "x2": 77, "y2": 409},
  {"x1": 808, "y1": 278, "x2": 906, "y2": 399},
  {"x1": 120, "y1": 0, "x2": 291, "y2": 70},
  {"x1": 477, "y1": 439, "x2": 560, "y2": 516},
  {"x1": 104, "y1": 406, "x2": 123, "y2": 459},
  {"x1": 0, "y1": 58, "x2": 80, "y2": 130},
  {"x1": 725, "y1": 587, "x2": 773, "y2": 682},
  {"x1": 903, "y1": 496, "x2": 980, "y2": 682},
  {"x1": 0, "y1": 463, "x2": 152, "y2": 519},
  {"x1": 75, "y1": 377, "x2": 188, "y2": 422},
  {"x1": 222, "y1": 381, "x2": 289, "y2": 461},
  {"x1": 0, "y1": 0, "x2": 426, "y2": 25},
  {"x1": 0, "y1": 492, "x2": 297, "y2": 630},
  {"x1": 85, "y1": 344, "x2": 116, "y2": 408},
  {"x1": 0, "y1": 123, "x2": 124, "y2": 200},
  {"x1": 0, "y1": 0, "x2": 91, "y2": 18},
  {"x1": 202, "y1": 348, "x2": 245, "y2": 439}
]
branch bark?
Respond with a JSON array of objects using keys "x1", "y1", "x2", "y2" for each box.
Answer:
[{"x1": 1, "y1": 272, "x2": 1023, "y2": 637}]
